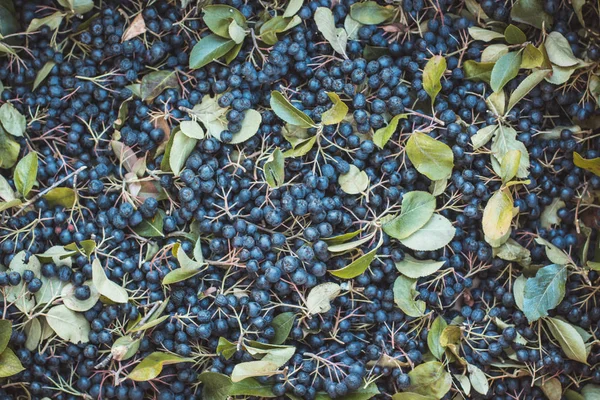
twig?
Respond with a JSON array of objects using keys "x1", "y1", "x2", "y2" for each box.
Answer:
[{"x1": 13, "y1": 166, "x2": 88, "y2": 217}]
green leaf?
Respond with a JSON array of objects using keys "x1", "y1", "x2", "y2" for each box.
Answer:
[
  {"x1": 428, "y1": 316, "x2": 447, "y2": 360},
  {"x1": 264, "y1": 148, "x2": 285, "y2": 189},
  {"x1": 0, "y1": 173, "x2": 14, "y2": 202},
  {"x1": 487, "y1": 90, "x2": 505, "y2": 116},
  {"x1": 43, "y1": 187, "x2": 76, "y2": 208},
  {"x1": 27, "y1": 11, "x2": 64, "y2": 32},
  {"x1": 338, "y1": 165, "x2": 369, "y2": 194},
  {"x1": 163, "y1": 266, "x2": 203, "y2": 285},
  {"x1": 35, "y1": 276, "x2": 65, "y2": 305},
  {"x1": 24, "y1": 317, "x2": 41, "y2": 351},
  {"x1": 0, "y1": 4, "x2": 19, "y2": 37},
  {"x1": 169, "y1": 130, "x2": 196, "y2": 176},
  {"x1": 383, "y1": 191, "x2": 436, "y2": 240},
  {"x1": 393, "y1": 275, "x2": 426, "y2": 317},
  {"x1": 141, "y1": 71, "x2": 178, "y2": 102},
  {"x1": 202, "y1": 5, "x2": 246, "y2": 38},
  {"x1": 392, "y1": 393, "x2": 437, "y2": 400},
  {"x1": 534, "y1": 237, "x2": 570, "y2": 265},
  {"x1": 259, "y1": 16, "x2": 301, "y2": 45},
  {"x1": 439, "y1": 325, "x2": 461, "y2": 347},
  {"x1": 111, "y1": 335, "x2": 140, "y2": 361},
  {"x1": 482, "y1": 44, "x2": 509, "y2": 63},
  {"x1": 407, "y1": 361, "x2": 452, "y2": 398},
  {"x1": 230, "y1": 377, "x2": 278, "y2": 397},
  {"x1": 471, "y1": 124, "x2": 497, "y2": 150},
  {"x1": 406, "y1": 132, "x2": 454, "y2": 180},
  {"x1": 216, "y1": 337, "x2": 237, "y2": 359},
  {"x1": 0, "y1": 319, "x2": 12, "y2": 354},
  {"x1": 127, "y1": 352, "x2": 193, "y2": 381},
  {"x1": 463, "y1": 60, "x2": 494, "y2": 83},
  {"x1": 545, "y1": 31, "x2": 580, "y2": 67},
  {"x1": 482, "y1": 189, "x2": 513, "y2": 245},
  {"x1": 399, "y1": 214, "x2": 455, "y2": 251},
  {"x1": 491, "y1": 124, "x2": 530, "y2": 178},
  {"x1": 545, "y1": 317, "x2": 588, "y2": 363},
  {"x1": 13, "y1": 152, "x2": 38, "y2": 197},
  {"x1": 490, "y1": 51, "x2": 522, "y2": 93},
  {"x1": 0, "y1": 103, "x2": 26, "y2": 137},
  {"x1": 229, "y1": 109, "x2": 261, "y2": 144},
  {"x1": 373, "y1": 113, "x2": 406, "y2": 149},
  {"x1": 429, "y1": 178, "x2": 447, "y2": 197},
  {"x1": 330, "y1": 245, "x2": 379, "y2": 279},
  {"x1": 271, "y1": 312, "x2": 295, "y2": 345},
  {"x1": 395, "y1": 254, "x2": 445, "y2": 279},
  {"x1": 467, "y1": 27, "x2": 504, "y2": 42},
  {"x1": 493, "y1": 239, "x2": 531, "y2": 266},
  {"x1": 523, "y1": 264, "x2": 567, "y2": 322},
  {"x1": 507, "y1": 69, "x2": 550, "y2": 113},
  {"x1": 327, "y1": 233, "x2": 373, "y2": 253},
  {"x1": 510, "y1": 0, "x2": 553, "y2": 29},
  {"x1": 270, "y1": 91, "x2": 316, "y2": 128},
  {"x1": 189, "y1": 34, "x2": 236, "y2": 69},
  {"x1": 180, "y1": 120, "x2": 204, "y2": 140},
  {"x1": 61, "y1": 282, "x2": 100, "y2": 312},
  {"x1": 224, "y1": 41, "x2": 243, "y2": 64},
  {"x1": 92, "y1": 258, "x2": 129, "y2": 304},
  {"x1": 349, "y1": 1, "x2": 394, "y2": 24},
  {"x1": 540, "y1": 378, "x2": 562, "y2": 400},
  {"x1": 321, "y1": 92, "x2": 348, "y2": 125},
  {"x1": 423, "y1": 56, "x2": 446, "y2": 105},
  {"x1": 32, "y1": 61, "x2": 57, "y2": 91},
  {"x1": 500, "y1": 149, "x2": 520, "y2": 183},
  {"x1": 198, "y1": 372, "x2": 233, "y2": 400},
  {"x1": 57, "y1": 0, "x2": 94, "y2": 14},
  {"x1": 228, "y1": 19, "x2": 246, "y2": 44},
  {"x1": 133, "y1": 210, "x2": 165, "y2": 238},
  {"x1": 323, "y1": 230, "x2": 362, "y2": 245},
  {"x1": 468, "y1": 364, "x2": 489, "y2": 395},
  {"x1": 46, "y1": 305, "x2": 91, "y2": 344},
  {"x1": 572, "y1": 0, "x2": 586, "y2": 27},
  {"x1": 582, "y1": 384, "x2": 600, "y2": 400},
  {"x1": 504, "y1": 24, "x2": 526, "y2": 44},
  {"x1": 344, "y1": 14, "x2": 362, "y2": 40},
  {"x1": 284, "y1": 0, "x2": 303, "y2": 17},
  {"x1": 231, "y1": 346, "x2": 294, "y2": 382},
  {"x1": 573, "y1": 152, "x2": 600, "y2": 176},
  {"x1": 314, "y1": 7, "x2": 347, "y2": 58},
  {"x1": 306, "y1": 282, "x2": 341, "y2": 315},
  {"x1": 540, "y1": 197, "x2": 565, "y2": 229},
  {"x1": 0, "y1": 348, "x2": 24, "y2": 378},
  {"x1": 283, "y1": 136, "x2": 317, "y2": 158},
  {"x1": 546, "y1": 64, "x2": 577, "y2": 85},
  {"x1": 520, "y1": 44, "x2": 544, "y2": 69},
  {"x1": 513, "y1": 275, "x2": 526, "y2": 311}
]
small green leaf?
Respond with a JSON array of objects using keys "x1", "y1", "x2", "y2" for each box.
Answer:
[
  {"x1": 0, "y1": 103, "x2": 26, "y2": 137},
  {"x1": 406, "y1": 132, "x2": 454, "y2": 180},
  {"x1": 199, "y1": 371, "x2": 233, "y2": 400},
  {"x1": 229, "y1": 377, "x2": 278, "y2": 398},
  {"x1": 0, "y1": 4, "x2": 19, "y2": 37},
  {"x1": 468, "y1": 364, "x2": 489, "y2": 395},
  {"x1": 92, "y1": 259, "x2": 128, "y2": 304},
  {"x1": 395, "y1": 254, "x2": 445, "y2": 279},
  {"x1": 0, "y1": 348, "x2": 24, "y2": 378},
  {"x1": 338, "y1": 165, "x2": 369, "y2": 194},
  {"x1": 534, "y1": 237, "x2": 570, "y2": 265},
  {"x1": 523, "y1": 264, "x2": 567, "y2": 322},
  {"x1": 330, "y1": 245, "x2": 379, "y2": 279},
  {"x1": 111, "y1": 335, "x2": 140, "y2": 361},
  {"x1": 24, "y1": 317, "x2": 41, "y2": 351},
  {"x1": 423, "y1": 56, "x2": 446, "y2": 105},
  {"x1": 259, "y1": 16, "x2": 301, "y2": 45},
  {"x1": 349, "y1": 1, "x2": 394, "y2": 24},
  {"x1": 392, "y1": 393, "x2": 437, "y2": 400},
  {"x1": 427, "y1": 316, "x2": 448, "y2": 360},
  {"x1": 216, "y1": 337, "x2": 237, "y2": 359},
  {"x1": 471, "y1": 124, "x2": 497, "y2": 150},
  {"x1": 582, "y1": 384, "x2": 600, "y2": 400},
  {"x1": 500, "y1": 149, "x2": 521, "y2": 183},
  {"x1": 545, "y1": 317, "x2": 588, "y2": 363},
  {"x1": 540, "y1": 197, "x2": 566, "y2": 229},
  {"x1": 481, "y1": 44, "x2": 509, "y2": 63},
  {"x1": 468, "y1": 27, "x2": 504, "y2": 42},
  {"x1": 203, "y1": 5, "x2": 246, "y2": 38},
  {"x1": 271, "y1": 312, "x2": 295, "y2": 345},
  {"x1": 141, "y1": 70, "x2": 178, "y2": 102},
  {"x1": 573, "y1": 152, "x2": 600, "y2": 176},
  {"x1": 306, "y1": 282, "x2": 341, "y2": 315},
  {"x1": 490, "y1": 51, "x2": 522, "y2": 93},
  {"x1": 228, "y1": 19, "x2": 246, "y2": 44},
  {"x1": 0, "y1": 319, "x2": 12, "y2": 354},
  {"x1": 482, "y1": 188, "x2": 513, "y2": 245},
  {"x1": 32, "y1": 61, "x2": 57, "y2": 91},
  {"x1": 270, "y1": 91, "x2": 316, "y2": 128},
  {"x1": 162, "y1": 267, "x2": 202, "y2": 285},
  {"x1": 493, "y1": 239, "x2": 531, "y2": 266},
  {"x1": 491, "y1": 124, "x2": 530, "y2": 178},
  {"x1": 545, "y1": 31, "x2": 580, "y2": 67},
  {"x1": 179, "y1": 120, "x2": 205, "y2": 140},
  {"x1": 57, "y1": 0, "x2": 94, "y2": 14},
  {"x1": 520, "y1": 44, "x2": 544, "y2": 69},
  {"x1": 463, "y1": 60, "x2": 495, "y2": 83},
  {"x1": 507, "y1": 69, "x2": 550, "y2": 113},
  {"x1": 61, "y1": 282, "x2": 100, "y2": 312},
  {"x1": 14, "y1": 152, "x2": 38, "y2": 197},
  {"x1": 393, "y1": 275, "x2": 426, "y2": 317},
  {"x1": 133, "y1": 210, "x2": 165, "y2": 238},
  {"x1": 127, "y1": 352, "x2": 193, "y2": 381},
  {"x1": 189, "y1": 34, "x2": 237, "y2": 69},
  {"x1": 383, "y1": 191, "x2": 436, "y2": 240},
  {"x1": 510, "y1": 0, "x2": 553, "y2": 29},
  {"x1": 487, "y1": 90, "x2": 505, "y2": 116},
  {"x1": 407, "y1": 361, "x2": 452, "y2": 398},
  {"x1": 284, "y1": 0, "x2": 303, "y2": 17},
  {"x1": 229, "y1": 109, "x2": 262, "y2": 144},
  {"x1": 314, "y1": 7, "x2": 347, "y2": 58},
  {"x1": 46, "y1": 305, "x2": 91, "y2": 344},
  {"x1": 373, "y1": 113, "x2": 407, "y2": 149},
  {"x1": 540, "y1": 378, "x2": 562, "y2": 400},
  {"x1": 264, "y1": 148, "x2": 285, "y2": 189},
  {"x1": 43, "y1": 187, "x2": 77, "y2": 208},
  {"x1": 504, "y1": 24, "x2": 526, "y2": 44},
  {"x1": 327, "y1": 233, "x2": 373, "y2": 253},
  {"x1": 321, "y1": 92, "x2": 348, "y2": 125},
  {"x1": 399, "y1": 214, "x2": 455, "y2": 251},
  {"x1": 169, "y1": 130, "x2": 197, "y2": 176}
]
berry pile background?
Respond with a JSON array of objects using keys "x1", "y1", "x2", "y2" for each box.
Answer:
[{"x1": 0, "y1": 0, "x2": 599, "y2": 399}]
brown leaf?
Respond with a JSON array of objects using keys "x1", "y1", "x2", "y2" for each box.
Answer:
[
  {"x1": 381, "y1": 23, "x2": 409, "y2": 33},
  {"x1": 122, "y1": 14, "x2": 146, "y2": 42}
]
